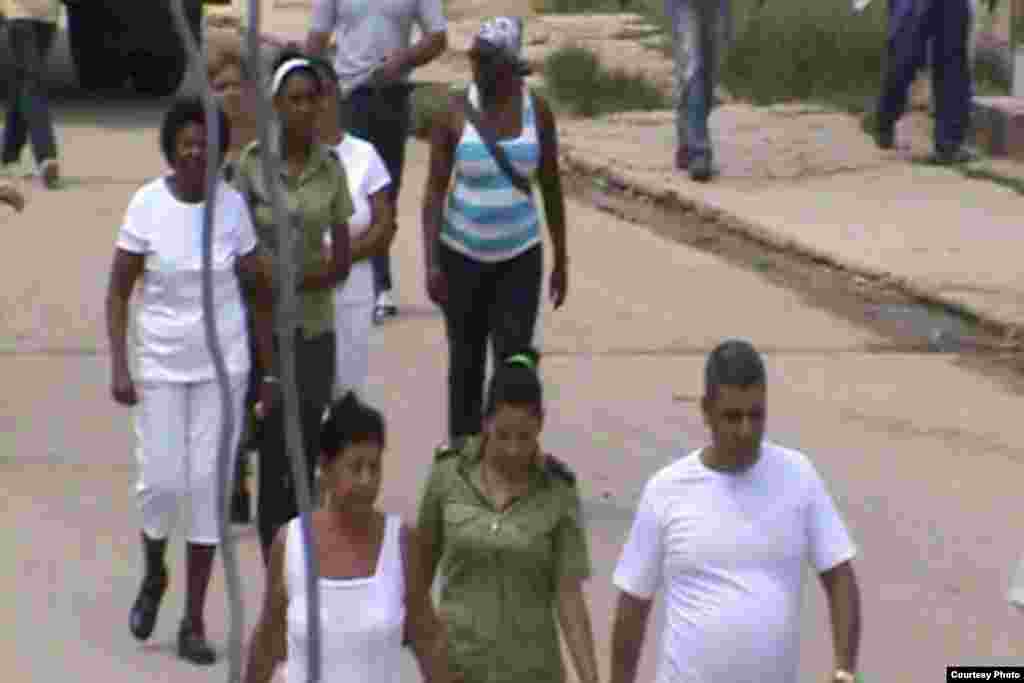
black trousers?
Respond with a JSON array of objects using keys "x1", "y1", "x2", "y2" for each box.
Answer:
[
  {"x1": 2, "y1": 19, "x2": 57, "y2": 165},
  {"x1": 341, "y1": 83, "x2": 413, "y2": 295},
  {"x1": 257, "y1": 330, "x2": 335, "y2": 563},
  {"x1": 440, "y1": 243, "x2": 543, "y2": 439}
]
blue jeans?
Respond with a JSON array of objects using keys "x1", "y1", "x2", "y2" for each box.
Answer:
[
  {"x1": 2, "y1": 19, "x2": 58, "y2": 166},
  {"x1": 666, "y1": 0, "x2": 732, "y2": 158},
  {"x1": 877, "y1": 0, "x2": 972, "y2": 153}
]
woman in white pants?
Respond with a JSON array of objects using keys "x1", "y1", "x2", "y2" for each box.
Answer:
[
  {"x1": 104, "y1": 97, "x2": 275, "y2": 666},
  {"x1": 312, "y1": 57, "x2": 396, "y2": 400}
]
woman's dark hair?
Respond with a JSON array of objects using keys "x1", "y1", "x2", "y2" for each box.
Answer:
[
  {"x1": 320, "y1": 392, "x2": 386, "y2": 466},
  {"x1": 484, "y1": 347, "x2": 543, "y2": 416},
  {"x1": 159, "y1": 96, "x2": 231, "y2": 167},
  {"x1": 307, "y1": 55, "x2": 339, "y2": 86},
  {"x1": 271, "y1": 48, "x2": 323, "y2": 95}
]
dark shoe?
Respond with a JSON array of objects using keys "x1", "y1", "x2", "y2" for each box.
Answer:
[
  {"x1": 178, "y1": 620, "x2": 217, "y2": 666},
  {"x1": 873, "y1": 122, "x2": 895, "y2": 150},
  {"x1": 689, "y1": 152, "x2": 713, "y2": 182},
  {"x1": 129, "y1": 569, "x2": 168, "y2": 641},
  {"x1": 929, "y1": 147, "x2": 976, "y2": 165},
  {"x1": 675, "y1": 145, "x2": 689, "y2": 170}
]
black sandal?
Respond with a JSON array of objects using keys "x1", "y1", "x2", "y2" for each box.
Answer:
[
  {"x1": 178, "y1": 619, "x2": 217, "y2": 666},
  {"x1": 129, "y1": 570, "x2": 168, "y2": 641}
]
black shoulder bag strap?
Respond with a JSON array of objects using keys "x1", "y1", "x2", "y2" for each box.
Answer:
[{"x1": 461, "y1": 91, "x2": 533, "y2": 197}]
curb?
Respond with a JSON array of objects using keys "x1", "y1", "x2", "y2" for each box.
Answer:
[{"x1": 558, "y1": 149, "x2": 1024, "y2": 346}]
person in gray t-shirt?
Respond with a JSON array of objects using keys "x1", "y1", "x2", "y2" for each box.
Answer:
[{"x1": 306, "y1": 0, "x2": 447, "y2": 323}]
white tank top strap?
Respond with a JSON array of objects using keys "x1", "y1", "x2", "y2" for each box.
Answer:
[
  {"x1": 284, "y1": 517, "x2": 303, "y2": 598},
  {"x1": 379, "y1": 514, "x2": 405, "y2": 594}
]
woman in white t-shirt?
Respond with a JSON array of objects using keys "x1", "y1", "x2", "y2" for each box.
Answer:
[
  {"x1": 312, "y1": 58, "x2": 396, "y2": 400},
  {"x1": 104, "y1": 97, "x2": 276, "y2": 667}
]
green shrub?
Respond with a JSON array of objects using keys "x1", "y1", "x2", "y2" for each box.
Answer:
[{"x1": 543, "y1": 44, "x2": 669, "y2": 117}]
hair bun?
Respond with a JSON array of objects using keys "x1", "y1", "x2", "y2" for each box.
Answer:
[
  {"x1": 503, "y1": 347, "x2": 540, "y2": 370},
  {"x1": 338, "y1": 390, "x2": 361, "y2": 410}
]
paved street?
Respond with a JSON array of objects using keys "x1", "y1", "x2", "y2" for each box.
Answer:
[{"x1": 3, "y1": 4, "x2": 1024, "y2": 680}]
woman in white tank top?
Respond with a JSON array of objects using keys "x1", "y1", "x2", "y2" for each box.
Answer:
[{"x1": 243, "y1": 394, "x2": 455, "y2": 683}]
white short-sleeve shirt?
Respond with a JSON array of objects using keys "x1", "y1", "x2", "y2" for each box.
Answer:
[
  {"x1": 613, "y1": 440, "x2": 857, "y2": 683},
  {"x1": 310, "y1": 0, "x2": 447, "y2": 93},
  {"x1": 325, "y1": 134, "x2": 391, "y2": 304},
  {"x1": 116, "y1": 177, "x2": 258, "y2": 383}
]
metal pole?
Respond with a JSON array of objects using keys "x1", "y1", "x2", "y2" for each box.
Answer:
[
  {"x1": 167, "y1": 1, "x2": 322, "y2": 681},
  {"x1": 166, "y1": 3, "x2": 244, "y2": 682},
  {"x1": 241, "y1": 2, "x2": 324, "y2": 683}
]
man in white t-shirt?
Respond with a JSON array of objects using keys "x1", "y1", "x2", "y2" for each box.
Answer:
[
  {"x1": 610, "y1": 339, "x2": 862, "y2": 683},
  {"x1": 305, "y1": 0, "x2": 447, "y2": 323}
]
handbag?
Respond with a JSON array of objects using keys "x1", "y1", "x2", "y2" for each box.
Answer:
[{"x1": 460, "y1": 91, "x2": 533, "y2": 197}]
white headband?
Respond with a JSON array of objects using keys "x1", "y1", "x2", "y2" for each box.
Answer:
[{"x1": 269, "y1": 58, "x2": 312, "y2": 96}]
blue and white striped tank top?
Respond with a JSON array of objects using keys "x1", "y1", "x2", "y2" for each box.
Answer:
[{"x1": 441, "y1": 83, "x2": 542, "y2": 263}]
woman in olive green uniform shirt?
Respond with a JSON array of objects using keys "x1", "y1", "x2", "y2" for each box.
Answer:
[
  {"x1": 416, "y1": 348, "x2": 599, "y2": 683},
  {"x1": 234, "y1": 50, "x2": 353, "y2": 563}
]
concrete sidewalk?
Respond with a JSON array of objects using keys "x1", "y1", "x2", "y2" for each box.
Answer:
[{"x1": 556, "y1": 107, "x2": 1024, "y2": 340}]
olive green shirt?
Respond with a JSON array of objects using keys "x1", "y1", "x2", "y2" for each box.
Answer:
[
  {"x1": 416, "y1": 437, "x2": 592, "y2": 683},
  {"x1": 234, "y1": 139, "x2": 353, "y2": 338}
]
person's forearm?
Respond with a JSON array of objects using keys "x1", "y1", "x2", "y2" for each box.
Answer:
[
  {"x1": 610, "y1": 599, "x2": 649, "y2": 683},
  {"x1": 300, "y1": 234, "x2": 351, "y2": 291},
  {"x1": 422, "y1": 194, "x2": 445, "y2": 271},
  {"x1": 350, "y1": 221, "x2": 395, "y2": 263},
  {"x1": 396, "y1": 32, "x2": 447, "y2": 71},
  {"x1": 105, "y1": 293, "x2": 132, "y2": 373},
  {"x1": 559, "y1": 596, "x2": 599, "y2": 683},
  {"x1": 827, "y1": 571, "x2": 861, "y2": 672},
  {"x1": 247, "y1": 290, "x2": 277, "y2": 377},
  {"x1": 541, "y1": 181, "x2": 567, "y2": 266},
  {"x1": 411, "y1": 627, "x2": 452, "y2": 683},
  {"x1": 298, "y1": 263, "x2": 346, "y2": 291}
]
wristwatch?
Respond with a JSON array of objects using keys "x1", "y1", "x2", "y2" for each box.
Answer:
[{"x1": 834, "y1": 670, "x2": 856, "y2": 683}]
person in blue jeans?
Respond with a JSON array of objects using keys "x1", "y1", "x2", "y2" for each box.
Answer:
[
  {"x1": 2, "y1": 0, "x2": 61, "y2": 188},
  {"x1": 872, "y1": 0, "x2": 974, "y2": 165},
  {"x1": 663, "y1": 0, "x2": 734, "y2": 182}
]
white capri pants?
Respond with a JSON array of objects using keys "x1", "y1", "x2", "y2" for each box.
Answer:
[
  {"x1": 333, "y1": 295, "x2": 374, "y2": 400},
  {"x1": 134, "y1": 374, "x2": 248, "y2": 545}
]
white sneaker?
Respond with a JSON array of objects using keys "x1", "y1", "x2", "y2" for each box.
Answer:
[{"x1": 373, "y1": 290, "x2": 397, "y2": 324}]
